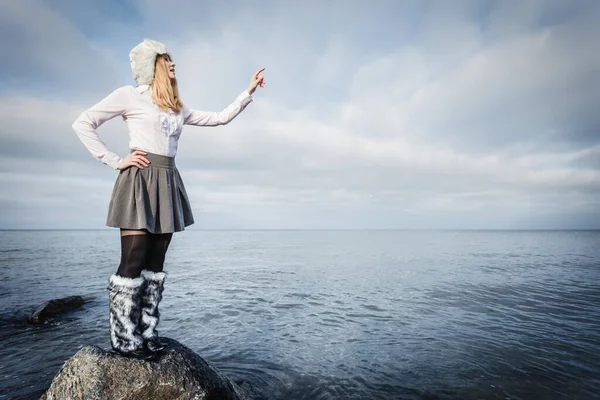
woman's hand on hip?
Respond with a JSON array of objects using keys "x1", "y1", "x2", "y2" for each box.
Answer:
[
  {"x1": 118, "y1": 150, "x2": 150, "y2": 170},
  {"x1": 247, "y1": 68, "x2": 266, "y2": 95}
]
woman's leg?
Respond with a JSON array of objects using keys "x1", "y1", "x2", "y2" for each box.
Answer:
[
  {"x1": 116, "y1": 229, "x2": 150, "y2": 278},
  {"x1": 139, "y1": 232, "x2": 173, "y2": 352},
  {"x1": 144, "y1": 233, "x2": 173, "y2": 273},
  {"x1": 107, "y1": 229, "x2": 156, "y2": 360}
]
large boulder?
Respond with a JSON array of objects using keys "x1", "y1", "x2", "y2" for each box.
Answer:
[
  {"x1": 41, "y1": 338, "x2": 248, "y2": 400},
  {"x1": 28, "y1": 296, "x2": 86, "y2": 324}
]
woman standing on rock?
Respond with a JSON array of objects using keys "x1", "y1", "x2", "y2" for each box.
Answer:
[{"x1": 72, "y1": 38, "x2": 265, "y2": 360}]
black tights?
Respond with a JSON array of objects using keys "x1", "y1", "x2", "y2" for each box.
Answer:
[{"x1": 116, "y1": 232, "x2": 173, "y2": 278}]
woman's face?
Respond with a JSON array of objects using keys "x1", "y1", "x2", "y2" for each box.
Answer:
[{"x1": 163, "y1": 54, "x2": 176, "y2": 79}]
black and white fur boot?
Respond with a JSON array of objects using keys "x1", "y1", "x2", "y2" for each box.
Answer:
[
  {"x1": 140, "y1": 270, "x2": 168, "y2": 353},
  {"x1": 107, "y1": 274, "x2": 156, "y2": 361}
]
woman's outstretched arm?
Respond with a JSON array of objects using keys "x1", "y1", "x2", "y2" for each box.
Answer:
[
  {"x1": 72, "y1": 86, "x2": 130, "y2": 170},
  {"x1": 182, "y1": 68, "x2": 265, "y2": 127},
  {"x1": 182, "y1": 90, "x2": 253, "y2": 127}
]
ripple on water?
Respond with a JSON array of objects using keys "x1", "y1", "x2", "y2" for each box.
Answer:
[
  {"x1": 361, "y1": 304, "x2": 388, "y2": 312},
  {"x1": 198, "y1": 312, "x2": 223, "y2": 323},
  {"x1": 272, "y1": 303, "x2": 305, "y2": 310},
  {"x1": 318, "y1": 318, "x2": 344, "y2": 327},
  {"x1": 345, "y1": 312, "x2": 393, "y2": 320}
]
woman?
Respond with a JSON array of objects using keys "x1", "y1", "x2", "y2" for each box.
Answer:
[{"x1": 72, "y1": 38, "x2": 265, "y2": 361}]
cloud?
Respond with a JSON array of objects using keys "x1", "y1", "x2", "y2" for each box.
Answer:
[
  {"x1": 0, "y1": 1, "x2": 124, "y2": 95},
  {"x1": 344, "y1": 19, "x2": 600, "y2": 151},
  {"x1": 0, "y1": 94, "x2": 130, "y2": 164}
]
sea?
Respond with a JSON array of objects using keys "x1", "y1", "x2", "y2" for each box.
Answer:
[{"x1": 1, "y1": 229, "x2": 599, "y2": 399}]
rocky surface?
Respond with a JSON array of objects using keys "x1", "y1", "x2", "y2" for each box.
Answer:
[
  {"x1": 41, "y1": 337, "x2": 248, "y2": 400},
  {"x1": 28, "y1": 296, "x2": 86, "y2": 324}
]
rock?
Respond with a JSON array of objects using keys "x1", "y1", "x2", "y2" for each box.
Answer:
[
  {"x1": 28, "y1": 296, "x2": 86, "y2": 324},
  {"x1": 41, "y1": 338, "x2": 248, "y2": 400}
]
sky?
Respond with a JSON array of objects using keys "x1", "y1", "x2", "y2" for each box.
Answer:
[{"x1": 0, "y1": 0, "x2": 598, "y2": 230}]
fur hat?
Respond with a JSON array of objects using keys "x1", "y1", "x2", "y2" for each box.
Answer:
[{"x1": 129, "y1": 38, "x2": 169, "y2": 85}]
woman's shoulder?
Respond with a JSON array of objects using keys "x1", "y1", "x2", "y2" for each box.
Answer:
[
  {"x1": 100, "y1": 85, "x2": 142, "y2": 105},
  {"x1": 112, "y1": 85, "x2": 137, "y2": 94},
  {"x1": 101, "y1": 85, "x2": 136, "y2": 99}
]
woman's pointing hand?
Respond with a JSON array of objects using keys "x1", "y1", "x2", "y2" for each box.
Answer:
[{"x1": 247, "y1": 68, "x2": 266, "y2": 95}]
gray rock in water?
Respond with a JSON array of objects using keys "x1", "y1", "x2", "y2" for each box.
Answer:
[
  {"x1": 28, "y1": 296, "x2": 86, "y2": 324},
  {"x1": 41, "y1": 338, "x2": 248, "y2": 400}
]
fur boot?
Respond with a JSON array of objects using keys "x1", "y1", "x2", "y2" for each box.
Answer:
[
  {"x1": 107, "y1": 274, "x2": 155, "y2": 360},
  {"x1": 140, "y1": 270, "x2": 167, "y2": 352}
]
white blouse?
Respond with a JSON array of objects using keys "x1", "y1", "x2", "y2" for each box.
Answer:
[{"x1": 72, "y1": 84, "x2": 253, "y2": 169}]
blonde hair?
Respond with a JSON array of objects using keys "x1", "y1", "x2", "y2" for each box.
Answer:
[{"x1": 151, "y1": 54, "x2": 184, "y2": 113}]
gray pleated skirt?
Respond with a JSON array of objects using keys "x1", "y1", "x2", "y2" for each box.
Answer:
[{"x1": 106, "y1": 151, "x2": 194, "y2": 234}]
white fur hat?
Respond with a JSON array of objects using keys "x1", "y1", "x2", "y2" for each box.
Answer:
[{"x1": 129, "y1": 38, "x2": 169, "y2": 85}]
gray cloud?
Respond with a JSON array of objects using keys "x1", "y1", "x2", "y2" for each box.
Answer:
[
  {"x1": 0, "y1": 95, "x2": 130, "y2": 164},
  {"x1": 0, "y1": 1, "x2": 120, "y2": 94}
]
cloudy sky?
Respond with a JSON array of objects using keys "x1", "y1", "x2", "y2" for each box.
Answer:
[{"x1": 0, "y1": 0, "x2": 598, "y2": 230}]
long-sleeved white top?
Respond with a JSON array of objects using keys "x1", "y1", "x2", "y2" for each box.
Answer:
[{"x1": 72, "y1": 84, "x2": 253, "y2": 169}]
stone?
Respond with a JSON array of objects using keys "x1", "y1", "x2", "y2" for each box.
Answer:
[
  {"x1": 28, "y1": 296, "x2": 86, "y2": 324},
  {"x1": 41, "y1": 338, "x2": 248, "y2": 400}
]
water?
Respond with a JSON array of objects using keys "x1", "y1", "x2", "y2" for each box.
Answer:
[{"x1": 1, "y1": 230, "x2": 599, "y2": 399}]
